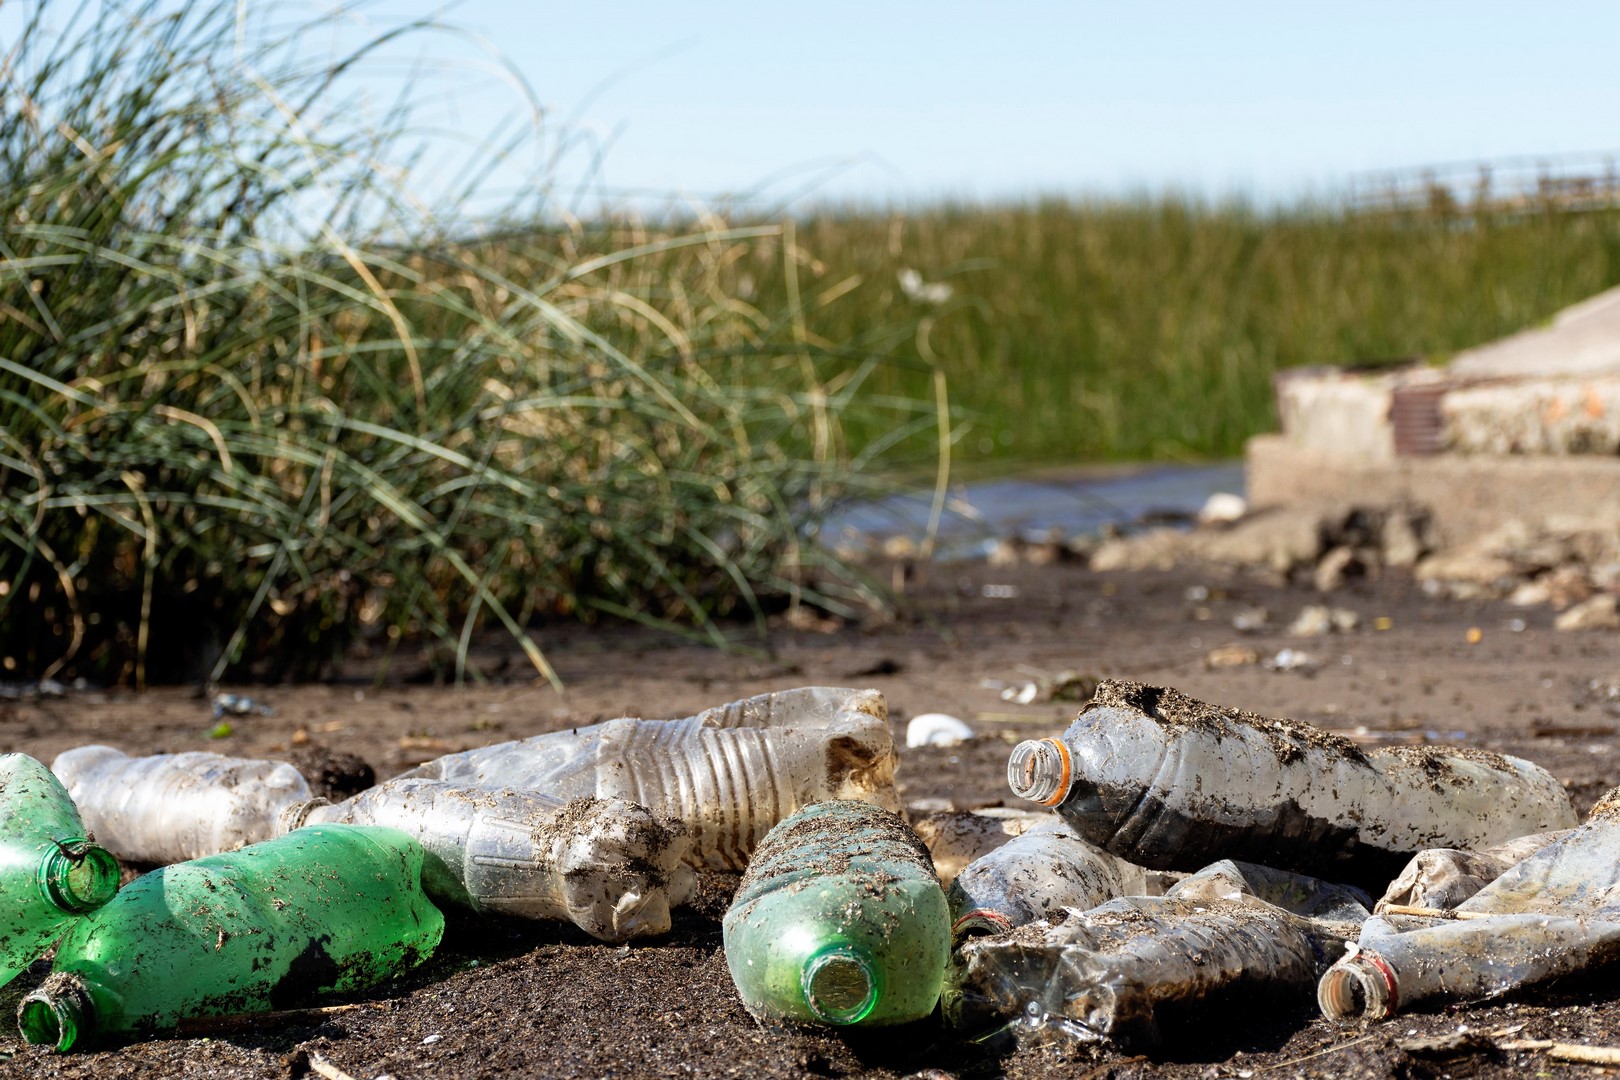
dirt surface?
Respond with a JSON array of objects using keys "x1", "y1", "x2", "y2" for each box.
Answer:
[{"x1": 1, "y1": 558, "x2": 1618, "y2": 1078}]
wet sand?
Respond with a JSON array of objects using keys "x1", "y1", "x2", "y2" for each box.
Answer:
[{"x1": 2, "y1": 558, "x2": 1617, "y2": 1078}]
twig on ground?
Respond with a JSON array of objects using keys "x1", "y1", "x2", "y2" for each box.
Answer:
[
  {"x1": 308, "y1": 1052, "x2": 361, "y2": 1080},
  {"x1": 1498, "y1": 1039, "x2": 1620, "y2": 1065},
  {"x1": 1376, "y1": 903, "x2": 1495, "y2": 921}
]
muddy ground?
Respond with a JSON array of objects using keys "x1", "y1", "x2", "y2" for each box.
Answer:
[{"x1": 1, "y1": 557, "x2": 1617, "y2": 1079}]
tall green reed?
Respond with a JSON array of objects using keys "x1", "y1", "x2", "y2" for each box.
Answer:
[{"x1": 0, "y1": 1, "x2": 942, "y2": 685}]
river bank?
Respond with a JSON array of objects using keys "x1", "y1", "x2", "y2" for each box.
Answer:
[{"x1": 2, "y1": 555, "x2": 1617, "y2": 1078}]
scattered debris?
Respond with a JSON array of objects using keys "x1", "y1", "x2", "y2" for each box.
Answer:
[{"x1": 907, "y1": 713, "x2": 974, "y2": 748}]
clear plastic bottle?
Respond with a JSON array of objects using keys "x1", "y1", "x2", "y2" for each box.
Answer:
[
  {"x1": 1320, "y1": 790, "x2": 1620, "y2": 1021},
  {"x1": 283, "y1": 780, "x2": 696, "y2": 942},
  {"x1": 948, "y1": 895, "x2": 1354, "y2": 1049},
  {"x1": 0, "y1": 754, "x2": 120, "y2": 987},
  {"x1": 1007, "y1": 679, "x2": 1576, "y2": 885},
  {"x1": 400, "y1": 687, "x2": 899, "y2": 870},
  {"x1": 722, "y1": 800, "x2": 949, "y2": 1027},
  {"x1": 17, "y1": 824, "x2": 444, "y2": 1052},
  {"x1": 51, "y1": 745, "x2": 313, "y2": 865},
  {"x1": 947, "y1": 821, "x2": 1170, "y2": 938}
]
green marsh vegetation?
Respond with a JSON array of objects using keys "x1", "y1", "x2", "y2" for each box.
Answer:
[
  {"x1": 8, "y1": 4, "x2": 1620, "y2": 688},
  {"x1": 0, "y1": 1, "x2": 943, "y2": 685},
  {"x1": 769, "y1": 198, "x2": 1620, "y2": 464}
]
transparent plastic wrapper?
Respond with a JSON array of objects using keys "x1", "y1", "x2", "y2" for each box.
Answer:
[
  {"x1": 911, "y1": 807, "x2": 1051, "y2": 886},
  {"x1": 1320, "y1": 788, "x2": 1620, "y2": 1021},
  {"x1": 948, "y1": 895, "x2": 1354, "y2": 1049},
  {"x1": 18, "y1": 825, "x2": 443, "y2": 1052},
  {"x1": 285, "y1": 781, "x2": 695, "y2": 942},
  {"x1": 401, "y1": 687, "x2": 899, "y2": 869},
  {"x1": 723, "y1": 800, "x2": 949, "y2": 1027},
  {"x1": 0, "y1": 754, "x2": 120, "y2": 987},
  {"x1": 1006, "y1": 679, "x2": 1576, "y2": 885},
  {"x1": 948, "y1": 820, "x2": 1174, "y2": 937},
  {"x1": 52, "y1": 745, "x2": 313, "y2": 865},
  {"x1": 1374, "y1": 829, "x2": 1570, "y2": 913}
]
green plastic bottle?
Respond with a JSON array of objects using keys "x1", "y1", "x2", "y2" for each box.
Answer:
[
  {"x1": 0, "y1": 753, "x2": 119, "y2": 987},
  {"x1": 722, "y1": 800, "x2": 949, "y2": 1027},
  {"x1": 18, "y1": 825, "x2": 444, "y2": 1052}
]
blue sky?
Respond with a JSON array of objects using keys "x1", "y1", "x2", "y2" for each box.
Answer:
[{"x1": 10, "y1": 2, "x2": 1620, "y2": 212}]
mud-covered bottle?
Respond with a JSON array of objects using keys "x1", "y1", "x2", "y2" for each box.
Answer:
[
  {"x1": 722, "y1": 800, "x2": 949, "y2": 1027},
  {"x1": 283, "y1": 780, "x2": 696, "y2": 942},
  {"x1": 399, "y1": 687, "x2": 900, "y2": 870},
  {"x1": 1320, "y1": 786, "x2": 1620, "y2": 1022},
  {"x1": 1007, "y1": 679, "x2": 1576, "y2": 886},
  {"x1": 17, "y1": 824, "x2": 444, "y2": 1052},
  {"x1": 948, "y1": 820, "x2": 1170, "y2": 938},
  {"x1": 52, "y1": 745, "x2": 314, "y2": 865},
  {"x1": 0, "y1": 754, "x2": 120, "y2": 987}
]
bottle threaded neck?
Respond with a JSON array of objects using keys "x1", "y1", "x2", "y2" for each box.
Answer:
[
  {"x1": 1318, "y1": 953, "x2": 1397, "y2": 1020},
  {"x1": 38, "y1": 838, "x2": 120, "y2": 914},
  {"x1": 1007, "y1": 738, "x2": 1072, "y2": 805},
  {"x1": 19, "y1": 972, "x2": 95, "y2": 1052},
  {"x1": 801, "y1": 945, "x2": 879, "y2": 1025}
]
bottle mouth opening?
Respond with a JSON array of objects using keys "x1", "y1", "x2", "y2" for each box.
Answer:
[
  {"x1": 802, "y1": 946, "x2": 878, "y2": 1025},
  {"x1": 39, "y1": 839, "x2": 120, "y2": 913},
  {"x1": 1318, "y1": 954, "x2": 1396, "y2": 1021},
  {"x1": 18, "y1": 978, "x2": 89, "y2": 1052},
  {"x1": 952, "y1": 909, "x2": 1013, "y2": 940},
  {"x1": 1006, "y1": 739, "x2": 1072, "y2": 806}
]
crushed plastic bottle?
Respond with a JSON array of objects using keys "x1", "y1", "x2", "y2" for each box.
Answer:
[
  {"x1": 1374, "y1": 829, "x2": 1570, "y2": 913},
  {"x1": 52, "y1": 745, "x2": 313, "y2": 865},
  {"x1": 284, "y1": 780, "x2": 695, "y2": 942},
  {"x1": 0, "y1": 754, "x2": 120, "y2": 988},
  {"x1": 17, "y1": 824, "x2": 444, "y2": 1052},
  {"x1": 911, "y1": 807, "x2": 1050, "y2": 886},
  {"x1": 947, "y1": 820, "x2": 1174, "y2": 938},
  {"x1": 400, "y1": 687, "x2": 899, "y2": 870},
  {"x1": 1166, "y1": 859, "x2": 1372, "y2": 926},
  {"x1": 1320, "y1": 786, "x2": 1620, "y2": 1021},
  {"x1": 1006, "y1": 679, "x2": 1576, "y2": 885},
  {"x1": 948, "y1": 894, "x2": 1356, "y2": 1049},
  {"x1": 722, "y1": 800, "x2": 949, "y2": 1027}
]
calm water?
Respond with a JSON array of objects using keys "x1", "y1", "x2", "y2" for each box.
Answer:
[{"x1": 821, "y1": 461, "x2": 1245, "y2": 560}]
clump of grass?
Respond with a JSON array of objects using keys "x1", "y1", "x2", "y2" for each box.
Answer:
[
  {"x1": 760, "y1": 198, "x2": 1620, "y2": 465},
  {"x1": 0, "y1": 2, "x2": 941, "y2": 685}
]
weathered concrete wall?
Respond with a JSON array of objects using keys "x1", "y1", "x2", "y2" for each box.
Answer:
[{"x1": 1246, "y1": 433, "x2": 1620, "y2": 545}]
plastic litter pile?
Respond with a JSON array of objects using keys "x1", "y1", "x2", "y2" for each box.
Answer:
[{"x1": 6, "y1": 679, "x2": 1618, "y2": 1055}]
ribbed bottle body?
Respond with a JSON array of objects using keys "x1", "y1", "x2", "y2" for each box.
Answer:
[{"x1": 400, "y1": 688, "x2": 898, "y2": 869}]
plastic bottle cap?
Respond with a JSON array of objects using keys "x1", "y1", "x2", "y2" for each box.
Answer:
[
  {"x1": 1006, "y1": 739, "x2": 1072, "y2": 806},
  {"x1": 38, "y1": 838, "x2": 120, "y2": 914},
  {"x1": 802, "y1": 946, "x2": 878, "y2": 1025}
]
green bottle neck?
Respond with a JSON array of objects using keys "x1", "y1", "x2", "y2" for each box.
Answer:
[
  {"x1": 37, "y1": 837, "x2": 120, "y2": 914},
  {"x1": 19, "y1": 972, "x2": 96, "y2": 1052},
  {"x1": 801, "y1": 944, "x2": 880, "y2": 1025}
]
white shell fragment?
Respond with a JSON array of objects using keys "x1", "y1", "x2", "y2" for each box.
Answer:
[{"x1": 907, "y1": 713, "x2": 975, "y2": 748}]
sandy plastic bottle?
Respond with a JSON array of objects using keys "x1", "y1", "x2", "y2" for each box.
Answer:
[
  {"x1": 399, "y1": 687, "x2": 899, "y2": 870},
  {"x1": 947, "y1": 821, "x2": 1172, "y2": 938},
  {"x1": 1006, "y1": 679, "x2": 1576, "y2": 885},
  {"x1": 17, "y1": 824, "x2": 444, "y2": 1052},
  {"x1": 0, "y1": 754, "x2": 120, "y2": 987},
  {"x1": 283, "y1": 780, "x2": 696, "y2": 942},
  {"x1": 722, "y1": 800, "x2": 949, "y2": 1027},
  {"x1": 948, "y1": 894, "x2": 1355, "y2": 1049},
  {"x1": 51, "y1": 746, "x2": 313, "y2": 865},
  {"x1": 1320, "y1": 787, "x2": 1620, "y2": 1022}
]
